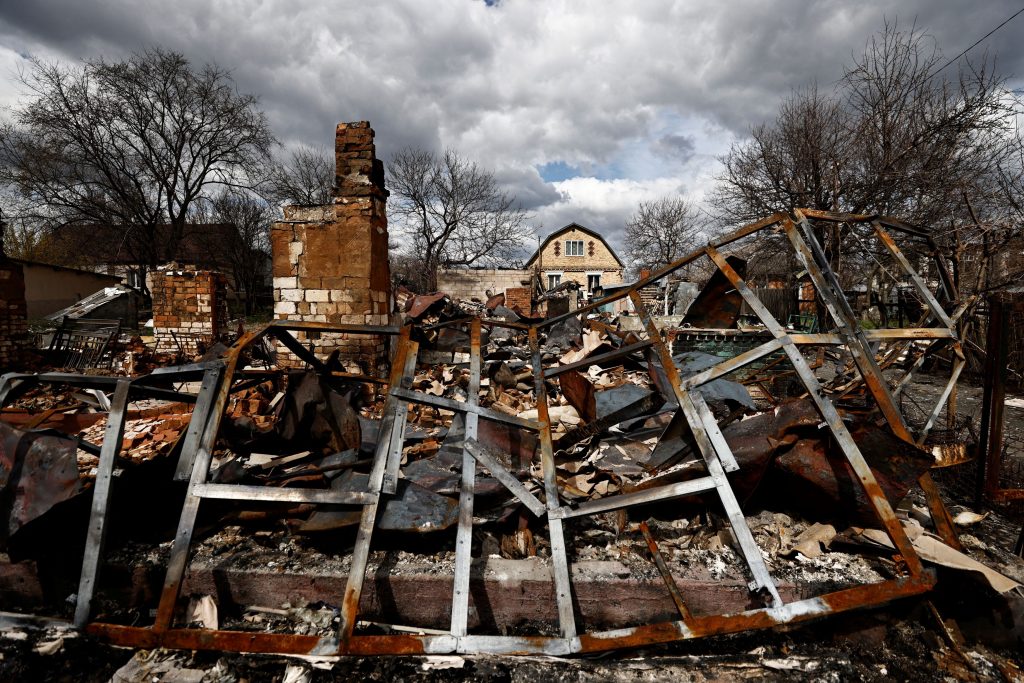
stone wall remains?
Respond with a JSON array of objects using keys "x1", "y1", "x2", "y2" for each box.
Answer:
[
  {"x1": 149, "y1": 266, "x2": 228, "y2": 354},
  {"x1": 271, "y1": 121, "x2": 391, "y2": 371}
]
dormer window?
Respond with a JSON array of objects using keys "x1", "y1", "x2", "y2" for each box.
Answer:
[{"x1": 565, "y1": 240, "x2": 584, "y2": 256}]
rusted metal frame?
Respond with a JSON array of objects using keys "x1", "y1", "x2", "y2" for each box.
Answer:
[
  {"x1": 172, "y1": 366, "x2": 225, "y2": 480},
  {"x1": 464, "y1": 439, "x2": 547, "y2": 517},
  {"x1": 871, "y1": 222, "x2": 956, "y2": 330},
  {"x1": 0, "y1": 371, "x2": 198, "y2": 404},
  {"x1": 544, "y1": 339, "x2": 654, "y2": 378},
  {"x1": 528, "y1": 326, "x2": 577, "y2": 641},
  {"x1": 146, "y1": 360, "x2": 225, "y2": 378},
  {"x1": 538, "y1": 213, "x2": 788, "y2": 330},
  {"x1": 862, "y1": 328, "x2": 954, "y2": 340},
  {"x1": 451, "y1": 319, "x2": 482, "y2": 638},
  {"x1": 874, "y1": 215, "x2": 934, "y2": 239},
  {"x1": 338, "y1": 328, "x2": 414, "y2": 646},
  {"x1": 574, "y1": 572, "x2": 935, "y2": 653},
  {"x1": 917, "y1": 356, "x2": 966, "y2": 446},
  {"x1": 628, "y1": 289, "x2": 781, "y2": 606},
  {"x1": 788, "y1": 217, "x2": 961, "y2": 548},
  {"x1": 680, "y1": 391, "x2": 781, "y2": 605},
  {"x1": 268, "y1": 326, "x2": 328, "y2": 373},
  {"x1": 0, "y1": 373, "x2": 34, "y2": 406},
  {"x1": 977, "y1": 295, "x2": 1009, "y2": 508},
  {"x1": 150, "y1": 329, "x2": 263, "y2": 635},
  {"x1": 73, "y1": 378, "x2": 132, "y2": 628},
  {"x1": 786, "y1": 217, "x2": 915, "y2": 437},
  {"x1": 675, "y1": 338, "x2": 783, "y2": 391},
  {"x1": 191, "y1": 483, "x2": 377, "y2": 505},
  {"x1": 420, "y1": 316, "x2": 475, "y2": 331},
  {"x1": 549, "y1": 476, "x2": 717, "y2": 520},
  {"x1": 425, "y1": 317, "x2": 531, "y2": 332},
  {"x1": 382, "y1": 336, "x2": 420, "y2": 495},
  {"x1": 690, "y1": 392, "x2": 740, "y2": 472},
  {"x1": 799, "y1": 209, "x2": 878, "y2": 224},
  {"x1": 788, "y1": 333, "x2": 844, "y2": 344},
  {"x1": 829, "y1": 221, "x2": 962, "y2": 546},
  {"x1": 456, "y1": 635, "x2": 571, "y2": 656},
  {"x1": 389, "y1": 387, "x2": 541, "y2": 431},
  {"x1": 882, "y1": 300, "x2": 972, "y2": 398},
  {"x1": 873, "y1": 216, "x2": 957, "y2": 302},
  {"x1": 639, "y1": 521, "x2": 693, "y2": 622},
  {"x1": 85, "y1": 571, "x2": 935, "y2": 656},
  {"x1": 705, "y1": 246, "x2": 927, "y2": 577}
]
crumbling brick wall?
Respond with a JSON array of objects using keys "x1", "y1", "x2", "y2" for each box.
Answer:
[
  {"x1": 504, "y1": 286, "x2": 532, "y2": 314},
  {"x1": 271, "y1": 121, "x2": 391, "y2": 371},
  {"x1": 149, "y1": 265, "x2": 228, "y2": 354},
  {"x1": 436, "y1": 268, "x2": 529, "y2": 301},
  {"x1": 0, "y1": 260, "x2": 28, "y2": 368}
]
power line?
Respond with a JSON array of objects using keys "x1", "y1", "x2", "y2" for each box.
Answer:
[{"x1": 927, "y1": 5, "x2": 1024, "y2": 82}]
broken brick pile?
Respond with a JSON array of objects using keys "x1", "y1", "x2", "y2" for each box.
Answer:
[
  {"x1": 0, "y1": 259, "x2": 28, "y2": 368},
  {"x1": 271, "y1": 121, "x2": 391, "y2": 370},
  {"x1": 149, "y1": 266, "x2": 228, "y2": 354}
]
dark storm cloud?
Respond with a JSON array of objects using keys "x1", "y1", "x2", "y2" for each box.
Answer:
[{"x1": 0, "y1": 0, "x2": 1021, "y2": 229}]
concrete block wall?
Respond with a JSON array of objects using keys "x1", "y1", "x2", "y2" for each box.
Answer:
[
  {"x1": 149, "y1": 266, "x2": 228, "y2": 354},
  {"x1": 435, "y1": 268, "x2": 530, "y2": 301},
  {"x1": 271, "y1": 121, "x2": 391, "y2": 371},
  {"x1": 0, "y1": 260, "x2": 28, "y2": 368}
]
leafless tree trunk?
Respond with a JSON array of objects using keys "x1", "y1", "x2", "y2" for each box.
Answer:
[
  {"x1": 193, "y1": 189, "x2": 272, "y2": 316},
  {"x1": 0, "y1": 47, "x2": 276, "y2": 290},
  {"x1": 624, "y1": 196, "x2": 703, "y2": 274},
  {"x1": 267, "y1": 145, "x2": 334, "y2": 207},
  {"x1": 387, "y1": 148, "x2": 532, "y2": 291}
]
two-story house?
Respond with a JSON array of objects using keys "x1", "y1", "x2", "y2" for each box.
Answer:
[{"x1": 525, "y1": 223, "x2": 625, "y2": 299}]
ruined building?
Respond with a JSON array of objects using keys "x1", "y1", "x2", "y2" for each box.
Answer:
[{"x1": 271, "y1": 121, "x2": 391, "y2": 370}]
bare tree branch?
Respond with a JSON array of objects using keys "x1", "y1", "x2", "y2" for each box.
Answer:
[{"x1": 386, "y1": 147, "x2": 532, "y2": 291}]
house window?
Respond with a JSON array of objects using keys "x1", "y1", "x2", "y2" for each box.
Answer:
[
  {"x1": 547, "y1": 272, "x2": 562, "y2": 289},
  {"x1": 587, "y1": 273, "x2": 601, "y2": 291},
  {"x1": 565, "y1": 240, "x2": 584, "y2": 256}
]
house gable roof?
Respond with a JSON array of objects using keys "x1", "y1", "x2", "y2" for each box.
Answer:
[{"x1": 525, "y1": 223, "x2": 625, "y2": 269}]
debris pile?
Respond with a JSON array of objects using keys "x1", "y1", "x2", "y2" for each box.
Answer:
[{"x1": 0, "y1": 210, "x2": 1021, "y2": 668}]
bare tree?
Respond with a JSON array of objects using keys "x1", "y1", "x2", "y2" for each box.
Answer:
[
  {"x1": 624, "y1": 197, "x2": 703, "y2": 273},
  {"x1": 267, "y1": 144, "x2": 334, "y2": 207},
  {"x1": 387, "y1": 148, "x2": 532, "y2": 291},
  {"x1": 715, "y1": 85, "x2": 851, "y2": 224},
  {"x1": 0, "y1": 48, "x2": 276, "y2": 289},
  {"x1": 713, "y1": 21, "x2": 1013, "y2": 228},
  {"x1": 192, "y1": 189, "x2": 272, "y2": 316}
]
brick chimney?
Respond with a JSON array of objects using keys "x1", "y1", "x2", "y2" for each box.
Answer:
[{"x1": 271, "y1": 121, "x2": 392, "y2": 371}]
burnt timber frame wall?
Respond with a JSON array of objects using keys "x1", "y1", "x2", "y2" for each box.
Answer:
[{"x1": 0, "y1": 209, "x2": 966, "y2": 656}]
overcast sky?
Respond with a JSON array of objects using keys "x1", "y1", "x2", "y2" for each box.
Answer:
[{"x1": 0, "y1": 1, "x2": 1022, "y2": 252}]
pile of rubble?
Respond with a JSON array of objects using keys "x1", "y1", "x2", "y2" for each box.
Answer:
[{"x1": 0, "y1": 211, "x2": 1021, "y2": 676}]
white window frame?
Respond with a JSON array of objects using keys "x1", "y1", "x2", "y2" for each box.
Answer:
[
  {"x1": 546, "y1": 271, "x2": 563, "y2": 289},
  {"x1": 565, "y1": 240, "x2": 584, "y2": 256},
  {"x1": 586, "y1": 271, "x2": 602, "y2": 291}
]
